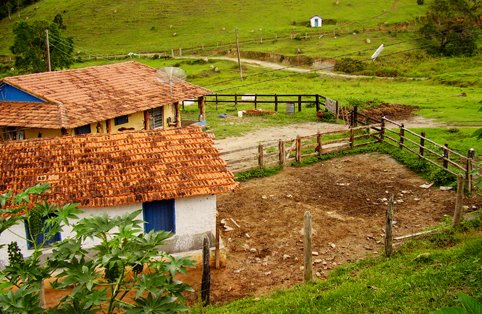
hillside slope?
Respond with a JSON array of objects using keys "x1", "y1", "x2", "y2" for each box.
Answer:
[{"x1": 0, "y1": 0, "x2": 425, "y2": 55}]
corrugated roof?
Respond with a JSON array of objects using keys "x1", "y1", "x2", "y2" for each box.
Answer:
[
  {"x1": 1, "y1": 61, "x2": 210, "y2": 129},
  {"x1": 0, "y1": 127, "x2": 237, "y2": 208}
]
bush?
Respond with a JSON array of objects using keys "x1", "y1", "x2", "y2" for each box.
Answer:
[
  {"x1": 417, "y1": 0, "x2": 424, "y2": 5},
  {"x1": 334, "y1": 58, "x2": 365, "y2": 73}
]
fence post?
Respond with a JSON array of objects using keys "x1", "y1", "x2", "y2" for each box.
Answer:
[
  {"x1": 215, "y1": 224, "x2": 220, "y2": 269},
  {"x1": 379, "y1": 117, "x2": 385, "y2": 142},
  {"x1": 171, "y1": 49, "x2": 174, "y2": 58},
  {"x1": 258, "y1": 144, "x2": 264, "y2": 168},
  {"x1": 317, "y1": 132, "x2": 322, "y2": 156},
  {"x1": 201, "y1": 235, "x2": 210, "y2": 306},
  {"x1": 335, "y1": 100, "x2": 339, "y2": 121},
  {"x1": 352, "y1": 106, "x2": 358, "y2": 127},
  {"x1": 296, "y1": 136, "x2": 301, "y2": 163},
  {"x1": 303, "y1": 211, "x2": 313, "y2": 282},
  {"x1": 443, "y1": 144, "x2": 449, "y2": 169},
  {"x1": 349, "y1": 127, "x2": 354, "y2": 149},
  {"x1": 385, "y1": 195, "x2": 394, "y2": 257},
  {"x1": 399, "y1": 123, "x2": 405, "y2": 149},
  {"x1": 298, "y1": 95, "x2": 302, "y2": 112},
  {"x1": 452, "y1": 175, "x2": 464, "y2": 227},
  {"x1": 274, "y1": 94, "x2": 278, "y2": 112},
  {"x1": 419, "y1": 131, "x2": 425, "y2": 158},
  {"x1": 315, "y1": 94, "x2": 320, "y2": 112},
  {"x1": 254, "y1": 95, "x2": 258, "y2": 109},
  {"x1": 278, "y1": 139, "x2": 285, "y2": 166},
  {"x1": 215, "y1": 94, "x2": 219, "y2": 111},
  {"x1": 179, "y1": 48, "x2": 182, "y2": 56},
  {"x1": 234, "y1": 94, "x2": 238, "y2": 111},
  {"x1": 465, "y1": 148, "x2": 475, "y2": 193}
]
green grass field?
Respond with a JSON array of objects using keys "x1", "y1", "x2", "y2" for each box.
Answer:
[{"x1": 0, "y1": 0, "x2": 426, "y2": 56}]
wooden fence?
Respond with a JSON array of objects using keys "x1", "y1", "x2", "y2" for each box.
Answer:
[
  {"x1": 219, "y1": 123, "x2": 381, "y2": 173},
  {"x1": 203, "y1": 94, "x2": 327, "y2": 113}
]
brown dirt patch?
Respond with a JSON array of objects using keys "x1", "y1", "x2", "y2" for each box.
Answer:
[
  {"x1": 362, "y1": 103, "x2": 415, "y2": 120},
  {"x1": 193, "y1": 153, "x2": 480, "y2": 305}
]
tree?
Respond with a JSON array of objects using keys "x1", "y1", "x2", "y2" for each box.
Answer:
[
  {"x1": 0, "y1": 185, "x2": 194, "y2": 313},
  {"x1": 10, "y1": 20, "x2": 74, "y2": 73},
  {"x1": 419, "y1": 0, "x2": 481, "y2": 56}
]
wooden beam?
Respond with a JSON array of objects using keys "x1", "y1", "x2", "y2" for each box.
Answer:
[{"x1": 198, "y1": 96, "x2": 205, "y2": 121}]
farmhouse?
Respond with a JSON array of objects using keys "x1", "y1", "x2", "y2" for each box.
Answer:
[
  {"x1": 310, "y1": 15, "x2": 323, "y2": 27},
  {"x1": 0, "y1": 127, "x2": 237, "y2": 264},
  {"x1": 0, "y1": 61, "x2": 209, "y2": 141}
]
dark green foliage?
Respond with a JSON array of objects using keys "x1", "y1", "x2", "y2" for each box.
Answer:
[
  {"x1": 235, "y1": 166, "x2": 283, "y2": 181},
  {"x1": 419, "y1": 0, "x2": 480, "y2": 56},
  {"x1": 417, "y1": 0, "x2": 424, "y2": 5},
  {"x1": 0, "y1": 0, "x2": 40, "y2": 20},
  {"x1": 334, "y1": 57, "x2": 365, "y2": 73},
  {"x1": 10, "y1": 20, "x2": 74, "y2": 73},
  {"x1": 53, "y1": 13, "x2": 66, "y2": 29},
  {"x1": 431, "y1": 169, "x2": 457, "y2": 186},
  {"x1": 7, "y1": 242, "x2": 23, "y2": 266},
  {"x1": 433, "y1": 293, "x2": 482, "y2": 313}
]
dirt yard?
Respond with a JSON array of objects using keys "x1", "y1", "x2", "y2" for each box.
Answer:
[{"x1": 190, "y1": 153, "x2": 480, "y2": 305}]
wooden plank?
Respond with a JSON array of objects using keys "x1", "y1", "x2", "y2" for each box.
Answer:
[
  {"x1": 220, "y1": 145, "x2": 258, "y2": 155},
  {"x1": 452, "y1": 175, "x2": 464, "y2": 227},
  {"x1": 304, "y1": 211, "x2": 312, "y2": 282},
  {"x1": 385, "y1": 196, "x2": 394, "y2": 257}
]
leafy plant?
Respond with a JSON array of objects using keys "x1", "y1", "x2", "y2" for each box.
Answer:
[
  {"x1": 432, "y1": 293, "x2": 482, "y2": 314},
  {"x1": 0, "y1": 185, "x2": 195, "y2": 313}
]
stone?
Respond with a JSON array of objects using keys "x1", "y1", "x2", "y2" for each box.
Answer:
[
  {"x1": 312, "y1": 251, "x2": 319, "y2": 256},
  {"x1": 329, "y1": 242, "x2": 336, "y2": 249},
  {"x1": 314, "y1": 259, "x2": 322, "y2": 264},
  {"x1": 265, "y1": 271, "x2": 272, "y2": 276},
  {"x1": 283, "y1": 254, "x2": 291, "y2": 260},
  {"x1": 250, "y1": 248, "x2": 257, "y2": 253}
]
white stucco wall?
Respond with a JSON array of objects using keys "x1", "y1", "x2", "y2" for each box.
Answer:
[
  {"x1": 0, "y1": 195, "x2": 216, "y2": 266},
  {"x1": 310, "y1": 16, "x2": 322, "y2": 27}
]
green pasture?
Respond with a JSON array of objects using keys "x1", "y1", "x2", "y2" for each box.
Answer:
[{"x1": 0, "y1": 0, "x2": 426, "y2": 56}]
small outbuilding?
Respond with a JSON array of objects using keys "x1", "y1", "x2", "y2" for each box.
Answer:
[{"x1": 310, "y1": 15, "x2": 323, "y2": 28}]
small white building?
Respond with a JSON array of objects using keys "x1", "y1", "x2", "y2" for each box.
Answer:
[
  {"x1": 0, "y1": 127, "x2": 237, "y2": 264},
  {"x1": 310, "y1": 15, "x2": 323, "y2": 28}
]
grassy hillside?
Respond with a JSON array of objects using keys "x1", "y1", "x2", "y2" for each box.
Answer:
[{"x1": 0, "y1": 0, "x2": 426, "y2": 56}]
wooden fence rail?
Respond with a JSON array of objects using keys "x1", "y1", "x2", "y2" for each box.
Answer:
[{"x1": 218, "y1": 105, "x2": 476, "y2": 192}]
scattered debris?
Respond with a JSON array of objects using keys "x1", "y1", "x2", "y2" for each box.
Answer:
[
  {"x1": 439, "y1": 186, "x2": 453, "y2": 191},
  {"x1": 328, "y1": 242, "x2": 336, "y2": 249},
  {"x1": 312, "y1": 251, "x2": 319, "y2": 256},
  {"x1": 420, "y1": 183, "x2": 434, "y2": 189},
  {"x1": 283, "y1": 254, "x2": 291, "y2": 260},
  {"x1": 230, "y1": 218, "x2": 241, "y2": 228}
]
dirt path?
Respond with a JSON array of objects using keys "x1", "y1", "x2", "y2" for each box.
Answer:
[{"x1": 214, "y1": 116, "x2": 444, "y2": 154}]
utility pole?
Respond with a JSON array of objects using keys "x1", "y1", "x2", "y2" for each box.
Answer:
[
  {"x1": 45, "y1": 29, "x2": 51, "y2": 72},
  {"x1": 235, "y1": 28, "x2": 243, "y2": 80}
]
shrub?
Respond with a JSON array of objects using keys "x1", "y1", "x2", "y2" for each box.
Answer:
[{"x1": 334, "y1": 58, "x2": 365, "y2": 73}]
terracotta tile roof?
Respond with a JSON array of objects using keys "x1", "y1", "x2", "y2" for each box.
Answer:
[
  {"x1": 0, "y1": 127, "x2": 237, "y2": 208},
  {"x1": 1, "y1": 61, "x2": 210, "y2": 129},
  {"x1": 0, "y1": 101, "x2": 62, "y2": 129}
]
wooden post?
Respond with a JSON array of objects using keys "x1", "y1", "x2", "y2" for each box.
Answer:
[
  {"x1": 465, "y1": 148, "x2": 475, "y2": 193},
  {"x1": 352, "y1": 106, "x2": 358, "y2": 127},
  {"x1": 234, "y1": 94, "x2": 238, "y2": 111},
  {"x1": 385, "y1": 195, "x2": 394, "y2": 257},
  {"x1": 174, "y1": 102, "x2": 181, "y2": 127},
  {"x1": 443, "y1": 144, "x2": 449, "y2": 169},
  {"x1": 215, "y1": 94, "x2": 219, "y2": 111},
  {"x1": 215, "y1": 224, "x2": 220, "y2": 269},
  {"x1": 201, "y1": 235, "x2": 210, "y2": 307},
  {"x1": 296, "y1": 136, "x2": 301, "y2": 163},
  {"x1": 258, "y1": 144, "x2": 264, "y2": 168},
  {"x1": 335, "y1": 100, "x2": 339, "y2": 121},
  {"x1": 303, "y1": 211, "x2": 313, "y2": 282},
  {"x1": 254, "y1": 95, "x2": 258, "y2": 109},
  {"x1": 315, "y1": 94, "x2": 320, "y2": 112},
  {"x1": 278, "y1": 139, "x2": 285, "y2": 166},
  {"x1": 399, "y1": 123, "x2": 405, "y2": 149},
  {"x1": 380, "y1": 117, "x2": 385, "y2": 142},
  {"x1": 298, "y1": 95, "x2": 302, "y2": 112},
  {"x1": 106, "y1": 119, "x2": 112, "y2": 133},
  {"x1": 198, "y1": 96, "x2": 205, "y2": 121},
  {"x1": 419, "y1": 131, "x2": 425, "y2": 158},
  {"x1": 171, "y1": 49, "x2": 174, "y2": 58},
  {"x1": 453, "y1": 175, "x2": 465, "y2": 227},
  {"x1": 235, "y1": 28, "x2": 243, "y2": 80},
  {"x1": 179, "y1": 48, "x2": 182, "y2": 56},
  {"x1": 316, "y1": 132, "x2": 322, "y2": 156},
  {"x1": 274, "y1": 94, "x2": 278, "y2": 112},
  {"x1": 349, "y1": 127, "x2": 354, "y2": 149}
]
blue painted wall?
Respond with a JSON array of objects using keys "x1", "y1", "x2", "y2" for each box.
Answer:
[{"x1": 0, "y1": 83, "x2": 45, "y2": 103}]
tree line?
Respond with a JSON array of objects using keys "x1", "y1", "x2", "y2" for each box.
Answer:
[{"x1": 0, "y1": 0, "x2": 40, "y2": 20}]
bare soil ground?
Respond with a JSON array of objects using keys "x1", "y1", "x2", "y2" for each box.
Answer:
[{"x1": 186, "y1": 153, "x2": 481, "y2": 305}]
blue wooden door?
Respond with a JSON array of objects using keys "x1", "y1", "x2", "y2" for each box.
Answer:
[{"x1": 143, "y1": 199, "x2": 175, "y2": 233}]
